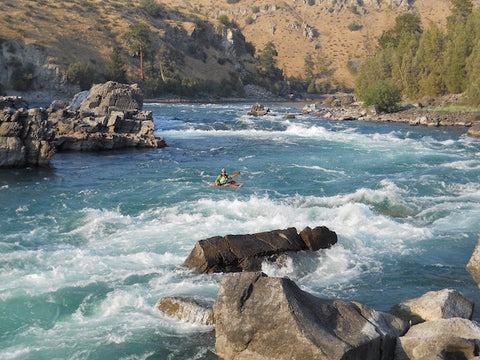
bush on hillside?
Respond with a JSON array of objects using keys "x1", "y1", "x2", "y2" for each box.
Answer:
[
  {"x1": 139, "y1": 0, "x2": 164, "y2": 17},
  {"x1": 363, "y1": 80, "x2": 401, "y2": 113},
  {"x1": 65, "y1": 62, "x2": 98, "y2": 90}
]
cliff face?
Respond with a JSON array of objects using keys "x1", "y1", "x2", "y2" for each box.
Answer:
[{"x1": 0, "y1": 39, "x2": 79, "y2": 104}]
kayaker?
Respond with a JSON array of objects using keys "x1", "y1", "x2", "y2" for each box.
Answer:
[{"x1": 215, "y1": 168, "x2": 231, "y2": 186}]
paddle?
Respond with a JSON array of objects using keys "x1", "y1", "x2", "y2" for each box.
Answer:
[{"x1": 230, "y1": 171, "x2": 241, "y2": 178}]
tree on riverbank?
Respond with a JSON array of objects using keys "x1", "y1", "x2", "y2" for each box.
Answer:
[{"x1": 355, "y1": 0, "x2": 480, "y2": 106}]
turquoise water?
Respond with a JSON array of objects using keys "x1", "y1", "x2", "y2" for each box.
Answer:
[{"x1": 1, "y1": 102, "x2": 480, "y2": 359}]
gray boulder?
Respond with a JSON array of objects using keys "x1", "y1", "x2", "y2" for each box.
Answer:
[
  {"x1": 0, "y1": 103, "x2": 54, "y2": 167},
  {"x1": 214, "y1": 272, "x2": 407, "y2": 360},
  {"x1": 467, "y1": 236, "x2": 480, "y2": 286},
  {"x1": 79, "y1": 81, "x2": 143, "y2": 115},
  {"x1": 183, "y1": 226, "x2": 337, "y2": 274},
  {"x1": 395, "y1": 318, "x2": 480, "y2": 360},
  {"x1": 391, "y1": 289, "x2": 474, "y2": 325},
  {"x1": 49, "y1": 82, "x2": 166, "y2": 151}
]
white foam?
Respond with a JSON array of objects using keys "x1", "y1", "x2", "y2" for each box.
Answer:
[
  {"x1": 441, "y1": 159, "x2": 480, "y2": 170},
  {"x1": 293, "y1": 164, "x2": 346, "y2": 175}
]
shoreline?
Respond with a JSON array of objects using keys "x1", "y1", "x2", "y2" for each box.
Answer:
[{"x1": 145, "y1": 94, "x2": 480, "y2": 137}]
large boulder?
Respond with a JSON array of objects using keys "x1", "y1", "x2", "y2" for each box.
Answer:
[
  {"x1": 390, "y1": 289, "x2": 474, "y2": 325},
  {"x1": 214, "y1": 272, "x2": 407, "y2": 360},
  {"x1": 183, "y1": 226, "x2": 337, "y2": 274},
  {"x1": 49, "y1": 83, "x2": 166, "y2": 151},
  {"x1": 78, "y1": 81, "x2": 143, "y2": 115},
  {"x1": 0, "y1": 101, "x2": 55, "y2": 168},
  {"x1": 300, "y1": 225, "x2": 338, "y2": 251},
  {"x1": 394, "y1": 318, "x2": 480, "y2": 360},
  {"x1": 467, "y1": 236, "x2": 480, "y2": 286}
]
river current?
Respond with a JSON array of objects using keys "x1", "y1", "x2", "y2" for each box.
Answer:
[{"x1": 1, "y1": 102, "x2": 479, "y2": 359}]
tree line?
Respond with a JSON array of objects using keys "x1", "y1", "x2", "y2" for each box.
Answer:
[{"x1": 355, "y1": 0, "x2": 480, "y2": 110}]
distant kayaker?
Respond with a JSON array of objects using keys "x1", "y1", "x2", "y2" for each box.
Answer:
[{"x1": 215, "y1": 168, "x2": 231, "y2": 186}]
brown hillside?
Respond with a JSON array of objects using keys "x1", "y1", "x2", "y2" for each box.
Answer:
[{"x1": 0, "y1": 0, "x2": 478, "y2": 90}]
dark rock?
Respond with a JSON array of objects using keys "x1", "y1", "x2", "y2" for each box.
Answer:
[
  {"x1": 214, "y1": 272, "x2": 407, "y2": 360},
  {"x1": 299, "y1": 226, "x2": 337, "y2": 251},
  {"x1": 0, "y1": 96, "x2": 29, "y2": 110},
  {"x1": 184, "y1": 227, "x2": 307, "y2": 274}
]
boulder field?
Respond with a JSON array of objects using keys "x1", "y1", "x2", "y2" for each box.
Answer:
[{"x1": 156, "y1": 231, "x2": 480, "y2": 360}]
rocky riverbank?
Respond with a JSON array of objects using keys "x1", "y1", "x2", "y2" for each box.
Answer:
[
  {"x1": 157, "y1": 228, "x2": 480, "y2": 360},
  {"x1": 301, "y1": 93, "x2": 480, "y2": 137},
  {"x1": 0, "y1": 82, "x2": 166, "y2": 168}
]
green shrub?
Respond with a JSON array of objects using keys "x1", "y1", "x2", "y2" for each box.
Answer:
[
  {"x1": 245, "y1": 16, "x2": 254, "y2": 25},
  {"x1": 218, "y1": 14, "x2": 230, "y2": 26},
  {"x1": 308, "y1": 0, "x2": 315, "y2": 5},
  {"x1": 348, "y1": 22, "x2": 363, "y2": 31},
  {"x1": 363, "y1": 81, "x2": 401, "y2": 113},
  {"x1": 139, "y1": 0, "x2": 163, "y2": 17},
  {"x1": 226, "y1": 0, "x2": 240, "y2": 3},
  {"x1": 65, "y1": 62, "x2": 97, "y2": 90},
  {"x1": 252, "y1": 6, "x2": 260, "y2": 13}
]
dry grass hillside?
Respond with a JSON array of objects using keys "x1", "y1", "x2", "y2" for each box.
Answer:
[{"x1": 1, "y1": 0, "x2": 478, "y2": 90}]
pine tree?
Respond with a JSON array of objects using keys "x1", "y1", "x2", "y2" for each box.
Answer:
[
  {"x1": 122, "y1": 24, "x2": 151, "y2": 80},
  {"x1": 104, "y1": 48, "x2": 127, "y2": 83},
  {"x1": 413, "y1": 23, "x2": 446, "y2": 96}
]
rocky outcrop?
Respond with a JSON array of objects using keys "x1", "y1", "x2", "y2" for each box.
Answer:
[
  {"x1": 183, "y1": 226, "x2": 337, "y2": 274},
  {"x1": 391, "y1": 289, "x2": 474, "y2": 325},
  {"x1": 49, "y1": 82, "x2": 165, "y2": 151},
  {"x1": 0, "y1": 97, "x2": 54, "y2": 167},
  {"x1": 77, "y1": 82, "x2": 143, "y2": 115},
  {"x1": 213, "y1": 272, "x2": 407, "y2": 360},
  {"x1": 394, "y1": 318, "x2": 480, "y2": 360},
  {"x1": 467, "y1": 236, "x2": 480, "y2": 286},
  {"x1": 247, "y1": 102, "x2": 270, "y2": 116},
  {"x1": 157, "y1": 296, "x2": 214, "y2": 326}
]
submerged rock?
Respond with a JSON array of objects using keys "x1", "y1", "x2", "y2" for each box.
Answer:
[
  {"x1": 247, "y1": 102, "x2": 269, "y2": 116},
  {"x1": 214, "y1": 272, "x2": 407, "y2": 360},
  {"x1": 157, "y1": 296, "x2": 214, "y2": 326},
  {"x1": 183, "y1": 226, "x2": 337, "y2": 274}
]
